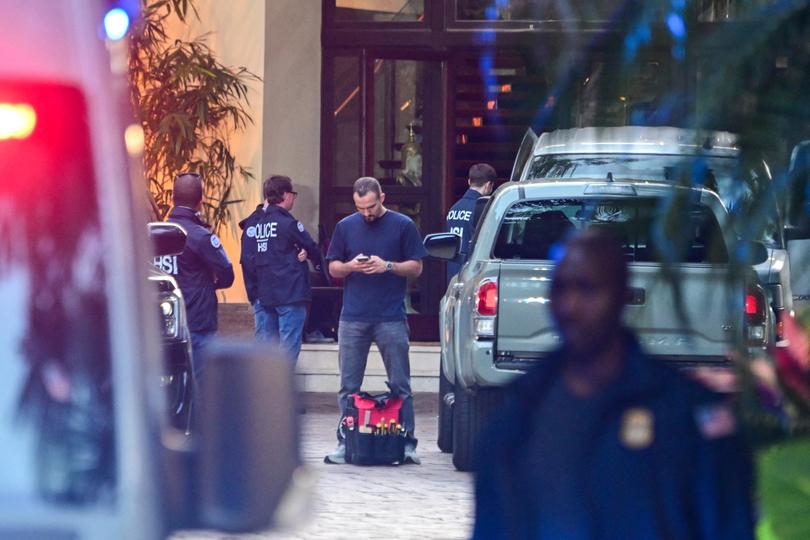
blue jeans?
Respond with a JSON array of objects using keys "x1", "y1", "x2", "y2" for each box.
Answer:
[
  {"x1": 190, "y1": 330, "x2": 216, "y2": 381},
  {"x1": 336, "y1": 319, "x2": 416, "y2": 447},
  {"x1": 253, "y1": 300, "x2": 308, "y2": 365}
]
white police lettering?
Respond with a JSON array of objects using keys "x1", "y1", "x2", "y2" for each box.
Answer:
[
  {"x1": 447, "y1": 209, "x2": 472, "y2": 221},
  {"x1": 450, "y1": 226, "x2": 463, "y2": 237},
  {"x1": 246, "y1": 225, "x2": 256, "y2": 238},
  {"x1": 153, "y1": 255, "x2": 178, "y2": 275},
  {"x1": 210, "y1": 234, "x2": 222, "y2": 249},
  {"x1": 255, "y1": 222, "x2": 278, "y2": 252}
]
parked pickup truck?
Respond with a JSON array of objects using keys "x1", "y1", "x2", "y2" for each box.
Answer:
[{"x1": 425, "y1": 179, "x2": 771, "y2": 471}]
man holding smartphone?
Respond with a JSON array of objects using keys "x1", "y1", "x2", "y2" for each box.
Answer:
[{"x1": 324, "y1": 176, "x2": 428, "y2": 465}]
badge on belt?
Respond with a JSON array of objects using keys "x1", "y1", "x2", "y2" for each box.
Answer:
[{"x1": 620, "y1": 407, "x2": 654, "y2": 449}]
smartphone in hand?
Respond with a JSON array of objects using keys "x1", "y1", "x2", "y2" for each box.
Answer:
[{"x1": 356, "y1": 255, "x2": 370, "y2": 263}]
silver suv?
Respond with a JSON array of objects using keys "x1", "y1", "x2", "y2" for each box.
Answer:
[
  {"x1": 426, "y1": 177, "x2": 770, "y2": 471},
  {"x1": 513, "y1": 126, "x2": 802, "y2": 342}
]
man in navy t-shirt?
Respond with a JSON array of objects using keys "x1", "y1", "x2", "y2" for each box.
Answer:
[{"x1": 324, "y1": 177, "x2": 428, "y2": 465}]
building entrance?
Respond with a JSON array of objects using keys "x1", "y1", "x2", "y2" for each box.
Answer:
[
  {"x1": 321, "y1": 51, "x2": 445, "y2": 340},
  {"x1": 320, "y1": 0, "x2": 687, "y2": 341}
]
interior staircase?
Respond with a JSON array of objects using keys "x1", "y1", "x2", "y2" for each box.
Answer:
[{"x1": 451, "y1": 52, "x2": 548, "y2": 199}]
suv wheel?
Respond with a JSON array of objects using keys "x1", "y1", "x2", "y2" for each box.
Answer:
[
  {"x1": 452, "y1": 386, "x2": 503, "y2": 472},
  {"x1": 437, "y1": 361, "x2": 454, "y2": 453}
]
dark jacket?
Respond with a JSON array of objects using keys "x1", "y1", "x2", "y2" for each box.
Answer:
[
  {"x1": 446, "y1": 188, "x2": 482, "y2": 280},
  {"x1": 167, "y1": 207, "x2": 234, "y2": 333},
  {"x1": 239, "y1": 204, "x2": 265, "y2": 304},
  {"x1": 472, "y1": 335, "x2": 755, "y2": 540},
  {"x1": 255, "y1": 205, "x2": 320, "y2": 307}
]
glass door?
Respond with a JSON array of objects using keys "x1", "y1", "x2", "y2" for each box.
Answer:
[{"x1": 322, "y1": 52, "x2": 446, "y2": 340}]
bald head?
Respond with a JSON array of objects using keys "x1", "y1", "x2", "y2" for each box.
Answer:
[
  {"x1": 550, "y1": 228, "x2": 629, "y2": 355},
  {"x1": 555, "y1": 228, "x2": 628, "y2": 295},
  {"x1": 173, "y1": 172, "x2": 203, "y2": 209}
]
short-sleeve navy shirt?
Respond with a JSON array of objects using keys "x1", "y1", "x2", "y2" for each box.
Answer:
[{"x1": 326, "y1": 210, "x2": 427, "y2": 322}]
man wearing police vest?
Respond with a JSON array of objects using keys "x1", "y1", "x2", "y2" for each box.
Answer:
[
  {"x1": 239, "y1": 176, "x2": 271, "y2": 332},
  {"x1": 445, "y1": 163, "x2": 496, "y2": 281},
  {"x1": 252, "y1": 175, "x2": 320, "y2": 366},
  {"x1": 166, "y1": 172, "x2": 235, "y2": 380}
]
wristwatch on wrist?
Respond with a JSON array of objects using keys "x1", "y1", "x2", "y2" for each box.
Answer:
[{"x1": 385, "y1": 261, "x2": 394, "y2": 272}]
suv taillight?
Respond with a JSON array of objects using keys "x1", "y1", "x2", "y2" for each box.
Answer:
[
  {"x1": 474, "y1": 279, "x2": 497, "y2": 339},
  {"x1": 746, "y1": 284, "x2": 767, "y2": 345},
  {"x1": 476, "y1": 279, "x2": 498, "y2": 316}
]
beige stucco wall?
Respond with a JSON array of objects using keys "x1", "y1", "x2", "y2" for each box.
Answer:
[
  {"x1": 168, "y1": 0, "x2": 322, "y2": 303},
  {"x1": 262, "y1": 1, "x2": 322, "y2": 237}
]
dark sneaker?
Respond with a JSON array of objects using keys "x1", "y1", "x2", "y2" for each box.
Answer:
[
  {"x1": 403, "y1": 444, "x2": 421, "y2": 465},
  {"x1": 324, "y1": 443, "x2": 346, "y2": 464}
]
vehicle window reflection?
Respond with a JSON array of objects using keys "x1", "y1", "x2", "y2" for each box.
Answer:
[{"x1": 0, "y1": 81, "x2": 115, "y2": 505}]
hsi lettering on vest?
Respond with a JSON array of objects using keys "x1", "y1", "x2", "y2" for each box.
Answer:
[
  {"x1": 255, "y1": 222, "x2": 278, "y2": 253},
  {"x1": 447, "y1": 209, "x2": 473, "y2": 221},
  {"x1": 153, "y1": 255, "x2": 178, "y2": 275}
]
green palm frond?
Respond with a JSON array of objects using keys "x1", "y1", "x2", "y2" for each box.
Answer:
[{"x1": 128, "y1": 0, "x2": 259, "y2": 232}]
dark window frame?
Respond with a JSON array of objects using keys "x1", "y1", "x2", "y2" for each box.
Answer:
[{"x1": 324, "y1": 0, "x2": 430, "y2": 29}]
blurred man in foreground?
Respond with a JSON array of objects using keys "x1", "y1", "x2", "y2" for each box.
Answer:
[{"x1": 472, "y1": 228, "x2": 754, "y2": 539}]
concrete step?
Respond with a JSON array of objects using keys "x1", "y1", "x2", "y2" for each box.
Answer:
[{"x1": 218, "y1": 302, "x2": 440, "y2": 393}]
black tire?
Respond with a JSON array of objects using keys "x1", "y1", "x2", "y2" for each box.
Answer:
[
  {"x1": 452, "y1": 386, "x2": 503, "y2": 472},
  {"x1": 437, "y1": 362, "x2": 454, "y2": 453},
  {"x1": 168, "y1": 362, "x2": 194, "y2": 434}
]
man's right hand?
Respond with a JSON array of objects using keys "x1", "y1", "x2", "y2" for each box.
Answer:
[
  {"x1": 329, "y1": 254, "x2": 372, "y2": 279},
  {"x1": 349, "y1": 253, "x2": 373, "y2": 273}
]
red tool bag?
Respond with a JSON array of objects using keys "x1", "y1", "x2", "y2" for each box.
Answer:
[{"x1": 344, "y1": 390, "x2": 406, "y2": 465}]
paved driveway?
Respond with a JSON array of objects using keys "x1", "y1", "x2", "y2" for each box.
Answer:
[{"x1": 177, "y1": 393, "x2": 475, "y2": 540}]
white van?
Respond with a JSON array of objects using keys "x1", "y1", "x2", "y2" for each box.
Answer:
[{"x1": 0, "y1": 2, "x2": 297, "y2": 538}]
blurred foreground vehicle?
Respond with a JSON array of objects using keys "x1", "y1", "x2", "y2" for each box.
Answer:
[
  {"x1": 0, "y1": 1, "x2": 299, "y2": 538},
  {"x1": 149, "y1": 223, "x2": 194, "y2": 433}
]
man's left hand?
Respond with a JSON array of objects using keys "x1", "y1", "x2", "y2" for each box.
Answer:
[{"x1": 362, "y1": 255, "x2": 388, "y2": 274}]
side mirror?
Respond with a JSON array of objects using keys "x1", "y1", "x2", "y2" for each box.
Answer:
[
  {"x1": 149, "y1": 222, "x2": 187, "y2": 256},
  {"x1": 196, "y1": 341, "x2": 299, "y2": 532},
  {"x1": 785, "y1": 225, "x2": 810, "y2": 242},
  {"x1": 424, "y1": 233, "x2": 461, "y2": 261}
]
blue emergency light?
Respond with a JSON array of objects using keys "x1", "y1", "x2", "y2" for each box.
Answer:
[{"x1": 104, "y1": 7, "x2": 130, "y2": 41}]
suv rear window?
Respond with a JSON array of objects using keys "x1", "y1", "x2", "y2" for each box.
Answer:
[
  {"x1": 493, "y1": 198, "x2": 728, "y2": 263},
  {"x1": 527, "y1": 153, "x2": 781, "y2": 247}
]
